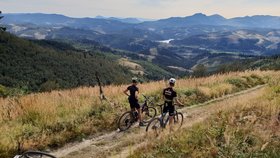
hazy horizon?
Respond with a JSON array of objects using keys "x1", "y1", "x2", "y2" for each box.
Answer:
[
  {"x1": 2, "y1": 12, "x2": 280, "y2": 20},
  {"x1": 1, "y1": 0, "x2": 280, "y2": 19}
]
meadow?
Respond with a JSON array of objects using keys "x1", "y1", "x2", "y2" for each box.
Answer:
[
  {"x1": 0, "y1": 70, "x2": 274, "y2": 157},
  {"x1": 130, "y1": 72, "x2": 280, "y2": 158}
]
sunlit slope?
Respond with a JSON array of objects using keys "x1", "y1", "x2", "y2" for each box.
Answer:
[{"x1": 0, "y1": 70, "x2": 276, "y2": 157}]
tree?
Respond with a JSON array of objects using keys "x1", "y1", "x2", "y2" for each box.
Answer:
[{"x1": 0, "y1": 11, "x2": 6, "y2": 31}]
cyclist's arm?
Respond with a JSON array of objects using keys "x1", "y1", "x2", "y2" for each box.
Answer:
[
  {"x1": 175, "y1": 97, "x2": 184, "y2": 106},
  {"x1": 123, "y1": 89, "x2": 129, "y2": 97},
  {"x1": 135, "y1": 89, "x2": 139, "y2": 99},
  {"x1": 162, "y1": 89, "x2": 165, "y2": 100}
]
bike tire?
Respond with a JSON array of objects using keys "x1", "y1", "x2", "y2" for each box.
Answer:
[
  {"x1": 145, "y1": 117, "x2": 163, "y2": 136},
  {"x1": 142, "y1": 107, "x2": 157, "y2": 123},
  {"x1": 173, "y1": 112, "x2": 184, "y2": 131},
  {"x1": 117, "y1": 111, "x2": 134, "y2": 131},
  {"x1": 21, "y1": 151, "x2": 56, "y2": 158}
]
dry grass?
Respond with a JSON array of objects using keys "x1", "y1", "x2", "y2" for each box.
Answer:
[
  {"x1": 130, "y1": 72, "x2": 280, "y2": 158},
  {"x1": 0, "y1": 70, "x2": 275, "y2": 157}
]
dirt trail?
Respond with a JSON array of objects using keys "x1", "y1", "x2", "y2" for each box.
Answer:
[{"x1": 51, "y1": 85, "x2": 266, "y2": 158}]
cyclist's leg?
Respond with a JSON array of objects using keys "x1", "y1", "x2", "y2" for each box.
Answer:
[
  {"x1": 168, "y1": 103, "x2": 175, "y2": 131},
  {"x1": 129, "y1": 99, "x2": 137, "y2": 118},
  {"x1": 130, "y1": 98, "x2": 142, "y2": 122},
  {"x1": 135, "y1": 102, "x2": 144, "y2": 125},
  {"x1": 163, "y1": 102, "x2": 168, "y2": 115}
]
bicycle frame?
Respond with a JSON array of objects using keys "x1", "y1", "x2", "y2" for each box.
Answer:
[
  {"x1": 118, "y1": 94, "x2": 157, "y2": 131},
  {"x1": 159, "y1": 112, "x2": 170, "y2": 128},
  {"x1": 157, "y1": 104, "x2": 178, "y2": 128},
  {"x1": 133, "y1": 95, "x2": 154, "y2": 114},
  {"x1": 130, "y1": 95, "x2": 154, "y2": 121}
]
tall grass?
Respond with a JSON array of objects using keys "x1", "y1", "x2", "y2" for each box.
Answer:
[
  {"x1": 130, "y1": 72, "x2": 280, "y2": 158},
  {"x1": 0, "y1": 70, "x2": 274, "y2": 157}
]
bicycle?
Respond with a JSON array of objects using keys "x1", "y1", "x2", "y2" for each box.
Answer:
[
  {"x1": 117, "y1": 94, "x2": 157, "y2": 131},
  {"x1": 146, "y1": 103, "x2": 184, "y2": 135},
  {"x1": 14, "y1": 151, "x2": 56, "y2": 158}
]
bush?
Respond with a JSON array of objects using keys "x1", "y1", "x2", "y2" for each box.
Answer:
[
  {"x1": 39, "y1": 80, "x2": 59, "y2": 92},
  {"x1": 226, "y1": 78, "x2": 249, "y2": 90},
  {"x1": 0, "y1": 84, "x2": 8, "y2": 97}
]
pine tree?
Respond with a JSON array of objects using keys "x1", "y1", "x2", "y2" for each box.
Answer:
[{"x1": 0, "y1": 11, "x2": 6, "y2": 31}]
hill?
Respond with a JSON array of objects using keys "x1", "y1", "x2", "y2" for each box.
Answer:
[
  {"x1": 3, "y1": 13, "x2": 280, "y2": 32},
  {"x1": 0, "y1": 70, "x2": 276, "y2": 157},
  {"x1": 171, "y1": 30, "x2": 280, "y2": 55},
  {"x1": 214, "y1": 55, "x2": 280, "y2": 73},
  {"x1": 0, "y1": 31, "x2": 176, "y2": 96},
  {"x1": 2, "y1": 13, "x2": 280, "y2": 75},
  {"x1": 130, "y1": 76, "x2": 280, "y2": 158},
  {"x1": 0, "y1": 31, "x2": 133, "y2": 93}
]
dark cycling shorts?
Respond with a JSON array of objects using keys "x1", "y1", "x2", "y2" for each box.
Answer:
[
  {"x1": 163, "y1": 101, "x2": 175, "y2": 116},
  {"x1": 129, "y1": 97, "x2": 140, "y2": 109}
]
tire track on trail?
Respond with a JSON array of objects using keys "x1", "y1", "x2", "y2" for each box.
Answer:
[{"x1": 51, "y1": 85, "x2": 266, "y2": 158}]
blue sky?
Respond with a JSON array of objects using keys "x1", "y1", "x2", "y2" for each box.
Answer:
[{"x1": 0, "y1": 0, "x2": 279, "y2": 19}]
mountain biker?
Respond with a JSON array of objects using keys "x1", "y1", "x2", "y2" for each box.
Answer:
[
  {"x1": 123, "y1": 77, "x2": 145, "y2": 126},
  {"x1": 163, "y1": 78, "x2": 184, "y2": 131}
]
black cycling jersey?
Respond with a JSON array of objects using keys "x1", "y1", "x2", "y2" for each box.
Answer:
[
  {"x1": 127, "y1": 85, "x2": 139, "y2": 100},
  {"x1": 127, "y1": 85, "x2": 140, "y2": 109},
  {"x1": 163, "y1": 87, "x2": 177, "y2": 101}
]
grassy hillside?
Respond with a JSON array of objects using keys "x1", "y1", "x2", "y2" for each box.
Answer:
[
  {"x1": 63, "y1": 38, "x2": 179, "y2": 78},
  {"x1": 0, "y1": 32, "x2": 134, "y2": 94},
  {"x1": 130, "y1": 73, "x2": 280, "y2": 158},
  {"x1": 0, "y1": 32, "x2": 177, "y2": 97},
  {"x1": 215, "y1": 55, "x2": 280, "y2": 73},
  {"x1": 0, "y1": 70, "x2": 274, "y2": 157}
]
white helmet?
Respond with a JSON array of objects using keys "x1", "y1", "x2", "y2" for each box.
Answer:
[{"x1": 169, "y1": 78, "x2": 176, "y2": 84}]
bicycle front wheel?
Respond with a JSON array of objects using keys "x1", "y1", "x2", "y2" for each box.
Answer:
[
  {"x1": 21, "y1": 151, "x2": 56, "y2": 158},
  {"x1": 146, "y1": 117, "x2": 163, "y2": 136},
  {"x1": 173, "y1": 112, "x2": 184, "y2": 131},
  {"x1": 117, "y1": 111, "x2": 134, "y2": 131},
  {"x1": 142, "y1": 107, "x2": 157, "y2": 123}
]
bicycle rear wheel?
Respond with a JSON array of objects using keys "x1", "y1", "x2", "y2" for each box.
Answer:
[
  {"x1": 21, "y1": 151, "x2": 56, "y2": 158},
  {"x1": 173, "y1": 112, "x2": 183, "y2": 131},
  {"x1": 145, "y1": 117, "x2": 163, "y2": 136},
  {"x1": 142, "y1": 107, "x2": 157, "y2": 123},
  {"x1": 117, "y1": 111, "x2": 134, "y2": 131}
]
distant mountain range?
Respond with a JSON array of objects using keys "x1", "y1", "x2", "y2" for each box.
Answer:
[
  {"x1": 2, "y1": 13, "x2": 280, "y2": 29},
  {"x1": 94, "y1": 15, "x2": 154, "y2": 24},
  {"x1": 2, "y1": 13, "x2": 280, "y2": 42},
  {"x1": 138, "y1": 13, "x2": 280, "y2": 29},
  {"x1": 1, "y1": 12, "x2": 280, "y2": 74}
]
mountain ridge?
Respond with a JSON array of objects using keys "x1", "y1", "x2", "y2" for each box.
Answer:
[{"x1": 2, "y1": 12, "x2": 280, "y2": 29}]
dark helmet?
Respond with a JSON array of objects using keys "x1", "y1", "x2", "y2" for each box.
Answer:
[{"x1": 132, "y1": 77, "x2": 138, "y2": 83}]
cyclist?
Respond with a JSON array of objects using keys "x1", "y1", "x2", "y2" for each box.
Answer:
[
  {"x1": 123, "y1": 77, "x2": 145, "y2": 126},
  {"x1": 163, "y1": 78, "x2": 184, "y2": 131}
]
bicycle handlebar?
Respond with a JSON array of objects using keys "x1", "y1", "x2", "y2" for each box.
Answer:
[
  {"x1": 142, "y1": 94, "x2": 154, "y2": 101},
  {"x1": 15, "y1": 151, "x2": 57, "y2": 158}
]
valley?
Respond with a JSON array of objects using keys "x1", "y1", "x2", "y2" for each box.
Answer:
[
  {"x1": 2, "y1": 13, "x2": 280, "y2": 78},
  {"x1": 1, "y1": 10, "x2": 280, "y2": 158}
]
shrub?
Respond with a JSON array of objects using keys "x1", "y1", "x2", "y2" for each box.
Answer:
[
  {"x1": 226, "y1": 78, "x2": 249, "y2": 90},
  {"x1": 0, "y1": 84, "x2": 8, "y2": 97}
]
